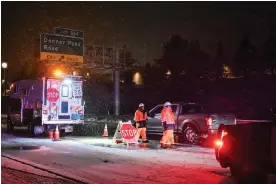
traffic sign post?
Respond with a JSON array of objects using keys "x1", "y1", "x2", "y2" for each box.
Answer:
[{"x1": 113, "y1": 121, "x2": 138, "y2": 145}]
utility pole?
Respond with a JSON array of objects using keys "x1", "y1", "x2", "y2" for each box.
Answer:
[
  {"x1": 124, "y1": 48, "x2": 126, "y2": 68},
  {"x1": 114, "y1": 47, "x2": 120, "y2": 115},
  {"x1": 123, "y1": 44, "x2": 126, "y2": 68},
  {"x1": 2, "y1": 62, "x2": 8, "y2": 96},
  {"x1": 102, "y1": 44, "x2": 105, "y2": 65}
]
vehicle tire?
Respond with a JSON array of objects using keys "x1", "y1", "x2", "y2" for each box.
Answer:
[
  {"x1": 7, "y1": 118, "x2": 14, "y2": 133},
  {"x1": 183, "y1": 126, "x2": 199, "y2": 145}
]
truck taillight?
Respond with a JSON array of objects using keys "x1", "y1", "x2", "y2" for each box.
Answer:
[
  {"x1": 206, "y1": 117, "x2": 213, "y2": 126},
  {"x1": 78, "y1": 110, "x2": 83, "y2": 114},
  {"x1": 214, "y1": 130, "x2": 228, "y2": 148},
  {"x1": 215, "y1": 140, "x2": 223, "y2": 147},
  {"x1": 215, "y1": 130, "x2": 228, "y2": 148},
  {"x1": 13, "y1": 114, "x2": 21, "y2": 119},
  {"x1": 221, "y1": 130, "x2": 228, "y2": 139}
]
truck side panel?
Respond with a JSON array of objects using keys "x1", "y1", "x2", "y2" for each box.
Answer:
[
  {"x1": 177, "y1": 113, "x2": 208, "y2": 133},
  {"x1": 9, "y1": 80, "x2": 43, "y2": 125},
  {"x1": 10, "y1": 80, "x2": 43, "y2": 105},
  {"x1": 45, "y1": 79, "x2": 61, "y2": 121},
  {"x1": 70, "y1": 81, "x2": 84, "y2": 120},
  {"x1": 42, "y1": 76, "x2": 84, "y2": 125}
]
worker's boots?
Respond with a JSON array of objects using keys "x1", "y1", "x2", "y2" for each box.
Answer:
[
  {"x1": 160, "y1": 143, "x2": 167, "y2": 149},
  {"x1": 167, "y1": 145, "x2": 176, "y2": 149}
]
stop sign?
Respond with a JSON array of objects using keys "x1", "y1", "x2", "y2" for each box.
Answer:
[
  {"x1": 120, "y1": 123, "x2": 137, "y2": 140},
  {"x1": 46, "y1": 88, "x2": 60, "y2": 102}
]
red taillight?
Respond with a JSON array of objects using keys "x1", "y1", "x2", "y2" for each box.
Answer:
[
  {"x1": 214, "y1": 130, "x2": 228, "y2": 148},
  {"x1": 78, "y1": 110, "x2": 83, "y2": 114},
  {"x1": 206, "y1": 117, "x2": 213, "y2": 126},
  {"x1": 215, "y1": 140, "x2": 223, "y2": 147},
  {"x1": 221, "y1": 130, "x2": 228, "y2": 139},
  {"x1": 14, "y1": 114, "x2": 21, "y2": 119}
]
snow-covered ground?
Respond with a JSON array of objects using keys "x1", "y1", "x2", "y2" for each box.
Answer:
[
  {"x1": 1, "y1": 130, "x2": 235, "y2": 184},
  {"x1": 1, "y1": 156, "x2": 79, "y2": 184}
]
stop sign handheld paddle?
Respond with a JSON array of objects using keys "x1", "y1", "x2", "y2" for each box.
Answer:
[
  {"x1": 119, "y1": 121, "x2": 138, "y2": 145},
  {"x1": 120, "y1": 123, "x2": 137, "y2": 140}
]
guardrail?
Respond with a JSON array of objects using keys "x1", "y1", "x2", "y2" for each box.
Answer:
[
  {"x1": 84, "y1": 116, "x2": 273, "y2": 124},
  {"x1": 236, "y1": 119, "x2": 273, "y2": 123},
  {"x1": 84, "y1": 114, "x2": 133, "y2": 122}
]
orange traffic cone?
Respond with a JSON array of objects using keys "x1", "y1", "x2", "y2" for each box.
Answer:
[
  {"x1": 53, "y1": 126, "x2": 60, "y2": 141},
  {"x1": 139, "y1": 144, "x2": 147, "y2": 148},
  {"x1": 103, "y1": 124, "x2": 108, "y2": 137},
  {"x1": 48, "y1": 131, "x2": 54, "y2": 139}
]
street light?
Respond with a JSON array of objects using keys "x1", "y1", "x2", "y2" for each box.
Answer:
[
  {"x1": 2, "y1": 62, "x2": 7, "y2": 69},
  {"x1": 53, "y1": 69, "x2": 63, "y2": 78},
  {"x1": 166, "y1": 70, "x2": 172, "y2": 76},
  {"x1": 2, "y1": 62, "x2": 8, "y2": 96},
  {"x1": 133, "y1": 72, "x2": 142, "y2": 85}
]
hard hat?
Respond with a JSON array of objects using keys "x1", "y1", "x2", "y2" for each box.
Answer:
[
  {"x1": 139, "y1": 103, "x2": 144, "y2": 107},
  {"x1": 164, "y1": 102, "x2": 172, "y2": 107}
]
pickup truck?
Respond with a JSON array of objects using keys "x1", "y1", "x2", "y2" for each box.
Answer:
[
  {"x1": 147, "y1": 102, "x2": 236, "y2": 144},
  {"x1": 215, "y1": 121, "x2": 276, "y2": 183}
]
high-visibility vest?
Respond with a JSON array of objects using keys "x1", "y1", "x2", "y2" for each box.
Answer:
[
  {"x1": 161, "y1": 108, "x2": 175, "y2": 124},
  {"x1": 134, "y1": 110, "x2": 147, "y2": 122}
]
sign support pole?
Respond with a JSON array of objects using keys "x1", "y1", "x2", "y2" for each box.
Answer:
[
  {"x1": 114, "y1": 48, "x2": 120, "y2": 116},
  {"x1": 112, "y1": 121, "x2": 122, "y2": 143}
]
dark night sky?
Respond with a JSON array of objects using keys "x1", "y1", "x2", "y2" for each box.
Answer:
[{"x1": 1, "y1": 1, "x2": 276, "y2": 80}]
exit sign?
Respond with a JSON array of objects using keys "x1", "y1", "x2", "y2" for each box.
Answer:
[{"x1": 55, "y1": 27, "x2": 84, "y2": 39}]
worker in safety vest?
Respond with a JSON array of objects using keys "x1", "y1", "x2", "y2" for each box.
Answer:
[
  {"x1": 134, "y1": 103, "x2": 149, "y2": 143},
  {"x1": 160, "y1": 102, "x2": 175, "y2": 149}
]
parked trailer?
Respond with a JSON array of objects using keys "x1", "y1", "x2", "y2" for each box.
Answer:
[{"x1": 6, "y1": 75, "x2": 84, "y2": 135}]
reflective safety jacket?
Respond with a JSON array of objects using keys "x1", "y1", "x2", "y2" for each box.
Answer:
[
  {"x1": 134, "y1": 109, "x2": 147, "y2": 122},
  {"x1": 161, "y1": 107, "x2": 175, "y2": 130},
  {"x1": 134, "y1": 109, "x2": 147, "y2": 128},
  {"x1": 161, "y1": 108, "x2": 175, "y2": 124}
]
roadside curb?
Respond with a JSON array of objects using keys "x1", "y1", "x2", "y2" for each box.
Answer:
[{"x1": 1, "y1": 154, "x2": 92, "y2": 184}]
